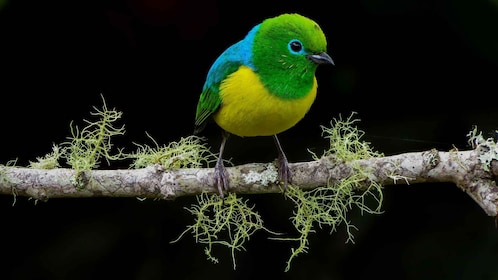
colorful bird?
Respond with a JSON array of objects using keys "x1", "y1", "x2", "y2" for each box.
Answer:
[{"x1": 194, "y1": 13, "x2": 334, "y2": 197}]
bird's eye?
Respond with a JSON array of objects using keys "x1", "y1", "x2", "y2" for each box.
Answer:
[{"x1": 288, "y1": 40, "x2": 304, "y2": 54}]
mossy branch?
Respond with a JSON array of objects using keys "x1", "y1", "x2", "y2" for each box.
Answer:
[
  {"x1": 2, "y1": 97, "x2": 498, "y2": 271},
  {"x1": 1, "y1": 148, "x2": 497, "y2": 216}
]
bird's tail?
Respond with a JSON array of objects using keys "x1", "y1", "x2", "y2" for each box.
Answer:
[{"x1": 193, "y1": 123, "x2": 206, "y2": 135}]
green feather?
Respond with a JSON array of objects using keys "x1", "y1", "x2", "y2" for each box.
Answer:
[{"x1": 194, "y1": 61, "x2": 241, "y2": 134}]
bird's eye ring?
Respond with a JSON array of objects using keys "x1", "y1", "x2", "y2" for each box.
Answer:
[{"x1": 288, "y1": 39, "x2": 304, "y2": 54}]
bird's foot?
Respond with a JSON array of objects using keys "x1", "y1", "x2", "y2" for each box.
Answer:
[
  {"x1": 277, "y1": 154, "x2": 292, "y2": 193},
  {"x1": 214, "y1": 160, "x2": 229, "y2": 198}
]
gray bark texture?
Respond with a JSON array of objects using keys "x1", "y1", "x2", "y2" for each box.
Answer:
[{"x1": 1, "y1": 148, "x2": 497, "y2": 216}]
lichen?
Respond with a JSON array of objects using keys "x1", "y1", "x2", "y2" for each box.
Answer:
[
  {"x1": 29, "y1": 144, "x2": 62, "y2": 169},
  {"x1": 310, "y1": 112, "x2": 383, "y2": 161},
  {"x1": 276, "y1": 112, "x2": 384, "y2": 271},
  {"x1": 0, "y1": 159, "x2": 18, "y2": 206},
  {"x1": 61, "y1": 95, "x2": 127, "y2": 172},
  {"x1": 130, "y1": 133, "x2": 217, "y2": 169},
  {"x1": 467, "y1": 126, "x2": 498, "y2": 171},
  {"x1": 170, "y1": 192, "x2": 277, "y2": 269},
  {"x1": 242, "y1": 164, "x2": 278, "y2": 186},
  {"x1": 25, "y1": 95, "x2": 129, "y2": 190}
]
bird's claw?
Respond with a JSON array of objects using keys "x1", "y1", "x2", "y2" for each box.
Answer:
[
  {"x1": 277, "y1": 154, "x2": 292, "y2": 193},
  {"x1": 214, "y1": 161, "x2": 229, "y2": 198}
]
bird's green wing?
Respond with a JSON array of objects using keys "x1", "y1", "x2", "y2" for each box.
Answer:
[
  {"x1": 194, "y1": 86, "x2": 221, "y2": 133},
  {"x1": 194, "y1": 57, "x2": 243, "y2": 134}
]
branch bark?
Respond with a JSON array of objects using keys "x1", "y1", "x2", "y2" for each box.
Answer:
[{"x1": 1, "y1": 148, "x2": 497, "y2": 216}]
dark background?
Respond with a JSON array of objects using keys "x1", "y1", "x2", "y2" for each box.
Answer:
[{"x1": 1, "y1": 0, "x2": 498, "y2": 279}]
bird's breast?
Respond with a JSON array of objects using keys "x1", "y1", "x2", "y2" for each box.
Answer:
[{"x1": 213, "y1": 65, "x2": 317, "y2": 137}]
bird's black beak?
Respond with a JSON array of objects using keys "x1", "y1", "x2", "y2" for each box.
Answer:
[{"x1": 307, "y1": 52, "x2": 335, "y2": 65}]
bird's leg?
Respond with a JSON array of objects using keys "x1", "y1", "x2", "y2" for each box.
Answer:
[
  {"x1": 273, "y1": 135, "x2": 292, "y2": 192},
  {"x1": 215, "y1": 131, "x2": 230, "y2": 197}
]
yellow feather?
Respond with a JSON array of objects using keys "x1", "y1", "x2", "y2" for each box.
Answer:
[{"x1": 213, "y1": 65, "x2": 317, "y2": 137}]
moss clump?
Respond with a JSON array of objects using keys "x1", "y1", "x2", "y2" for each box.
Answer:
[
  {"x1": 130, "y1": 133, "x2": 217, "y2": 169},
  {"x1": 29, "y1": 144, "x2": 62, "y2": 169},
  {"x1": 62, "y1": 95, "x2": 127, "y2": 172},
  {"x1": 277, "y1": 112, "x2": 384, "y2": 271},
  {"x1": 467, "y1": 126, "x2": 498, "y2": 172},
  {"x1": 0, "y1": 159, "x2": 18, "y2": 206},
  {"x1": 311, "y1": 112, "x2": 383, "y2": 161},
  {"x1": 171, "y1": 192, "x2": 276, "y2": 269},
  {"x1": 26, "y1": 95, "x2": 128, "y2": 188}
]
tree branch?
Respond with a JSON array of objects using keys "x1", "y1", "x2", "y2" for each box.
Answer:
[{"x1": 1, "y1": 148, "x2": 497, "y2": 216}]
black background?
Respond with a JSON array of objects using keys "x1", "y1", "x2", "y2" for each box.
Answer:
[{"x1": 1, "y1": 0, "x2": 498, "y2": 279}]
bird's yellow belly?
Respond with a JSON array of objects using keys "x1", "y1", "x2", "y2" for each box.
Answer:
[{"x1": 213, "y1": 66, "x2": 317, "y2": 137}]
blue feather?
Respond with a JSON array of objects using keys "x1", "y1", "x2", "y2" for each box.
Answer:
[{"x1": 202, "y1": 24, "x2": 260, "y2": 90}]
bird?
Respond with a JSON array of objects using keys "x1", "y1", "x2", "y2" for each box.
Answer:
[{"x1": 194, "y1": 13, "x2": 334, "y2": 197}]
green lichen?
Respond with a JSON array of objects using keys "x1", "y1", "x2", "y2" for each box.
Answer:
[
  {"x1": 467, "y1": 126, "x2": 498, "y2": 171},
  {"x1": 310, "y1": 112, "x2": 383, "y2": 161},
  {"x1": 1, "y1": 159, "x2": 18, "y2": 206},
  {"x1": 171, "y1": 192, "x2": 276, "y2": 269},
  {"x1": 130, "y1": 133, "x2": 217, "y2": 169},
  {"x1": 62, "y1": 95, "x2": 127, "y2": 172},
  {"x1": 242, "y1": 164, "x2": 278, "y2": 186},
  {"x1": 29, "y1": 144, "x2": 62, "y2": 169},
  {"x1": 53, "y1": 96, "x2": 128, "y2": 188},
  {"x1": 277, "y1": 112, "x2": 384, "y2": 271}
]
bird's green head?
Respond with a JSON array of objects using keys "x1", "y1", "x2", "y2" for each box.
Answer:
[{"x1": 251, "y1": 13, "x2": 333, "y2": 99}]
